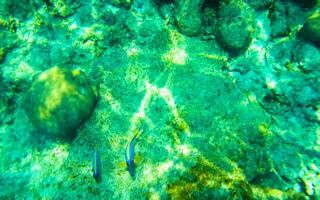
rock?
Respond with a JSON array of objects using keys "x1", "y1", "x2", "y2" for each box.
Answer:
[
  {"x1": 215, "y1": 0, "x2": 254, "y2": 55},
  {"x1": 293, "y1": 0, "x2": 317, "y2": 8},
  {"x1": 24, "y1": 66, "x2": 97, "y2": 139},
  {"x1": 0, "y1": 0, "x2": 9, "y2": 19},
  {"x1": 0, "y1": 48, "x2": 5, "y2": 63},
  {"x1": 299, "y1": 11, "x2": 320, "y2": 45},
  {"x1": 244, "y1": 0, "x2": 274, "y2": 9},
  {"x1": 175, "y1": 0, "x2": 204, "y2": 36},
  {"x1": 107, "y1": 0, "x2": 132, "y2": 8},
  {"x1": 269, "y1": 1, "x2": 289, "y2": 38}
]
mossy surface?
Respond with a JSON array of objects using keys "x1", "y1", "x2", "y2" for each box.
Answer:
[
  {"x1": 24, "y1": 66, "x2": 97, "y2": 139},
  {"x1": 0, "y1": 0, "x2": 319, "y2": 199}
]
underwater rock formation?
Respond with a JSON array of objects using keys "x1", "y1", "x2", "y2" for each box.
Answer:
[
  {"x1": 107, "y1": 0, "x2": 132, "y2": 8},
  {"x1": 0, "y1": 48, "x2": 5, "y2": 63},
  {"x1": 0, "y1": 1, "x2": 35, "y2": 20},
  {"x1": 0, "y1": 0, "x2": 9, "y2": 18},
  {"x1": 215, "y1": 0, "x2": 254, "y2": 54},
  {"x1": 175, "y1": 0, "x2": 204, "y2": 36},
  {"x1": 269, "y1": 1, "x2": 290, "y2": 38},
  {"x1": 0, "y1": 75, "x2": 17, "y2": 125},
  {"x1": 299, "y1": 10, "x2": 320, "y2": 45},
  {"x1": 294, "y1": 0, "x2": 318, "y2": 8},
  {"x1": 24, "y1": 66, "x2": 97, "y2": 139},
  {"x1": 244, "y1": 0, "x2": 274, "y2": 9}
]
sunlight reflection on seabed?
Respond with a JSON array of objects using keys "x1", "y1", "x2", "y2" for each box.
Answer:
[
  {"x1": 129, "y1": 80, "x2": 190, "y2": 138},
  {"x1": 121, "y1": 79, "x2": 275, "y2": 198},
  {"x1": 126, "y1": 79, "x2": 197, "y2": 183}
]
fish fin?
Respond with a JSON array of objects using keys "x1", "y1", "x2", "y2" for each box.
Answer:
[{"x1": 135, "y1": 128, "x2": 143, "y2": 140}]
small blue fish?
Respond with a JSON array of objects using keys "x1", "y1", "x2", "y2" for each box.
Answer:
[
  {"x1": 92, "y1": 147, "x2": 101, "y2": 182},
  {"x1": 125, "y1": 129, "x2": 142, "y2": 177}
]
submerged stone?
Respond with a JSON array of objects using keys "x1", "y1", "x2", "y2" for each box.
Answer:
[
  {"x1": 24, "y1": 66, "x2": 97, "y2": 139},
  {"x1": 269, "y1": 1, "x2": 290, "y2": 38},
  {"x1": 244, "y1": 0, "x2": 274, "y2": 9},
  {"x1": 294, "y1": 0, "x2": 318, "y2": 8},
  {"x1": 0, "y1": 48, "x2": 6, "y2": 63},
  {"x1": 176, "y1": 0, "x2": 204, "y2": 36},
  {"x1": 299, "y1": 11, "x2": 320, "y2": 45},
  {"x1": 215, "y1": 0, "x2": 254, "y2": 55},
  {"x1": 108, "y1": 0, "x2": 132, "y2": 8}
]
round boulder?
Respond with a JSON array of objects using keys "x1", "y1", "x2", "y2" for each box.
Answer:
[
  {"x1": 176, "y1": 0, "x2": 204, "y2": 36},
  {"x1": 24, "y1": 66, "x2": 97, "y2": 139},
  {"x1": 215, "y1": 0, "x2": 254, "y2": 55}
]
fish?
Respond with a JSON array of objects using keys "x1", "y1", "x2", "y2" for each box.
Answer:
[
  {"x1": 92, "y1": 147, "x2": 102, "y2": 182},
  {"x1": 125, "y1": 128, "x2": 143, "y2": 177}
]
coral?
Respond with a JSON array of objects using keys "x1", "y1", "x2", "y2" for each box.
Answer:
[{"x1": 23, "y1": 66, "x2": 97, "y2": 139}]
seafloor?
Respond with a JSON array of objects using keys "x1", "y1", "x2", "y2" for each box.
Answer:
[{"x1": 0, "y1": 0, "x2": 320, "y2": 199}]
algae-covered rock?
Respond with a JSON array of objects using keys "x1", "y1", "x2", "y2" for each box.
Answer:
[
  {"x1": 0, "y1": 48, "x2": 5, "y2": 63},
  {"x1": 176, "y1": 0, "x2": 204, "y2": 36},
  {"x1": 294, "y1": 0, "x2": 317, "y2": 8},
  {"x1": 0, "y1": 0, "x2": 9, "y2": 18},
  {"x1": 49, "y1": 0, "x2": 80, "y2": 18},
  {"x1": 299, "y1": 11, "x2": 320, "y2": 45},
  {"x1": 269, "y1": 1, "x2": 290, "y2": 38},
  {"x1": 0, "y1": 76, "x2": 16, "y2": 125},
  {"x1": 244, "y1": 0, "x2": 274, "y2": 9},
  {"x1": 24, "y1": 66, "x2": 97, "y2": 139},
  {"x1": 0, "y1": 16, "x2": 18, "y2": 32},
  {"x1": 215, "y1": 0, "x2": 254, "y2": 54},
  {"x1": 107, "y1": 0, "x2": 132, "y2": 8}
]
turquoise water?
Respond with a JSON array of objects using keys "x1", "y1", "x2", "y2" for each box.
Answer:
[{"x1": 0, "y1": 0, "x2": 320, "y2": 199}]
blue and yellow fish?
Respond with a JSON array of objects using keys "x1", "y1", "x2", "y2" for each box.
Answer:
[
  {"x1": 92, "y1": 147, "x2": 101, "y2": 182},
  {"x1": 125, "y1": 129, "x2": 143, "y2": 177}
]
